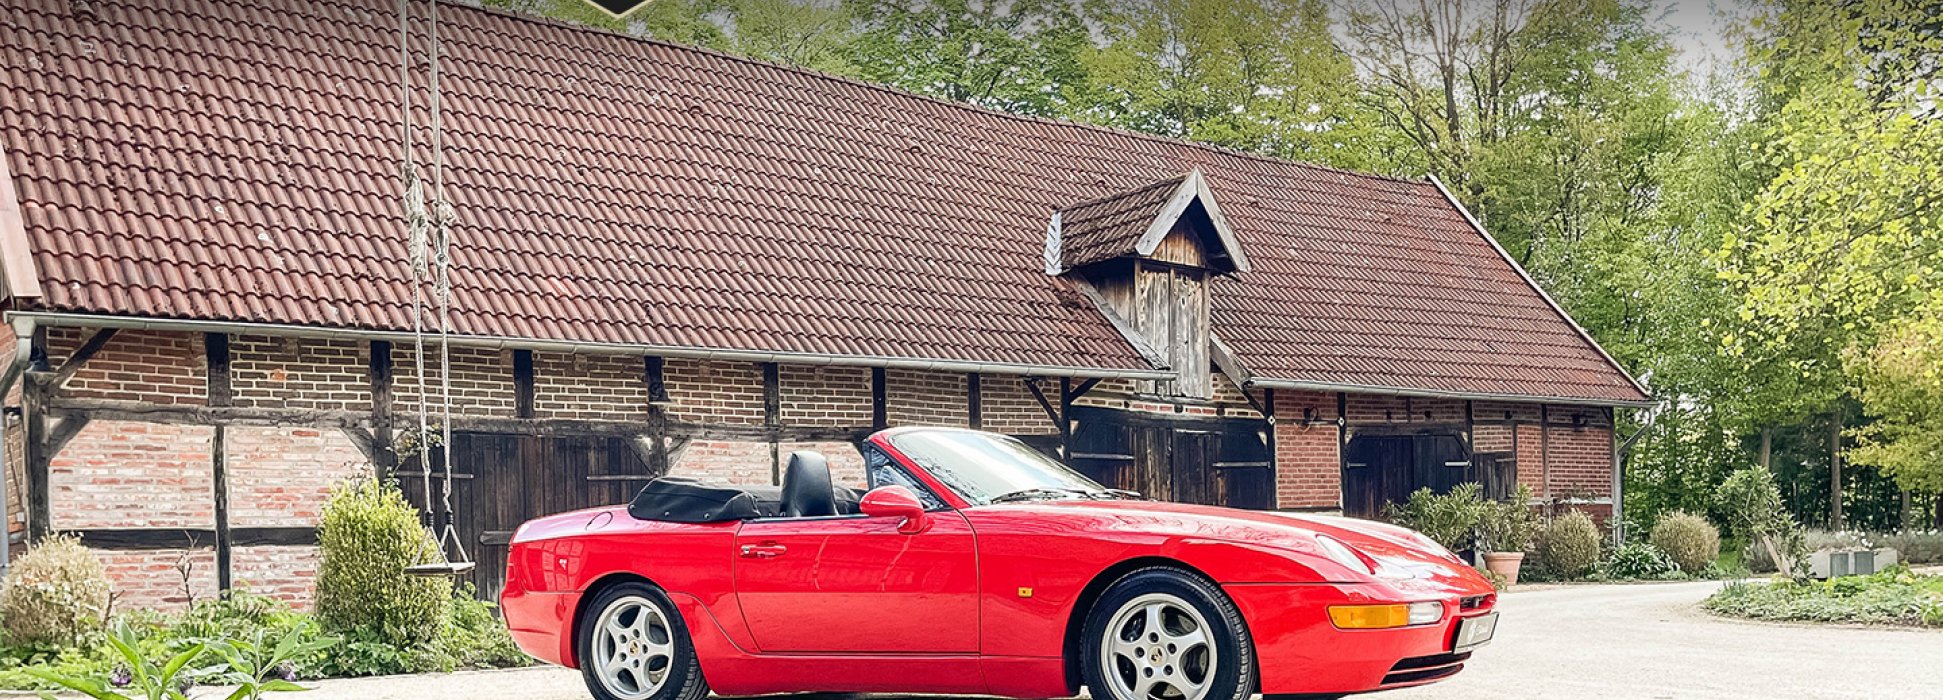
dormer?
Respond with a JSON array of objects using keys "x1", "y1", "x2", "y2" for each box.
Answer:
[{"x1": 1045, "y1": 170, "x2": 1248, "y2": 398}]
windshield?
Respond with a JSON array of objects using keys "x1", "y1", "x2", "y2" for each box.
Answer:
[{"x1": 885, "y1": 430, "x2": 1113, "y2": 505}]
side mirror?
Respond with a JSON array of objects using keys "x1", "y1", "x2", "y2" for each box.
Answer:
[{"x1": 860, "y1": 485, "x2": 928, "y2": 534}]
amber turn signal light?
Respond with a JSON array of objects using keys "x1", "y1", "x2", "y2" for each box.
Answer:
[{"x1": 1328, "y1": 602, "x2": 1444, "y2": 629}]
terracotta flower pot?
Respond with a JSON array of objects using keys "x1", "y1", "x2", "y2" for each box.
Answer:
[{"x1": 1482, "y1": 551, "x2": 1525, "y2": 587}]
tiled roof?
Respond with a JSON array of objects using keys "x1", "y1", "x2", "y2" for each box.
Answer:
[
  {"x1": 0, "y1": 0, "x2": 1648, "y2": 403},
  {"x1": 1057, "y1": 175, "x2": 1186, "y2": 271}
]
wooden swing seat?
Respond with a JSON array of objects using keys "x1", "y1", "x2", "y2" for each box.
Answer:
[{"x1": 404, "y1": 561, "x2": 477, "y2": 577}]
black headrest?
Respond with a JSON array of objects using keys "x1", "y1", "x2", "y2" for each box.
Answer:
[{"x1": 781, "y1": 451, "x2": 837, "y2": 517}]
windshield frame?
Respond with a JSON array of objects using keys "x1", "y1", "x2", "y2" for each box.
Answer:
[{"x1": 873, "y1": 427, "x2": 1114, "y2": 507}]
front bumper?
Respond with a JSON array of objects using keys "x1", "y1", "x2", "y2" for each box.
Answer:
[{"x1": 1224, "y1": 582, "x2": 1496, "y2": 696}]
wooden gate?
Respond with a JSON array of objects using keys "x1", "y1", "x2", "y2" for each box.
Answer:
[
  {"x1": 1068, "y1": 407, "x2": 1272, "y2": 509},
  {"x1": 1340, "y1": 433, "x2": 1503, "y2": 519},
  {"x1": 399, "y1": 433, "x2": 656, "y2": 600}
]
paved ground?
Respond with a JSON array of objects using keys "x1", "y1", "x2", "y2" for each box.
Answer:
[{"x1": 293, "y1": 580, "x2": 1940, "y2": 700}]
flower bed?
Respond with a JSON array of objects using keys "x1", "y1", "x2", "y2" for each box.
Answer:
[{"x1": 1703, "y1": 566, "x2": 1943, "y2": 628}]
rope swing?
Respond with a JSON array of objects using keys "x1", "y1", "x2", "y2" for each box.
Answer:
[{"x1": 398, "y1": 0, "x2": 473, "y2": 578}]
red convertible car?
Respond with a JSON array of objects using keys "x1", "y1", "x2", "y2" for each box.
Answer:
[{"x1": 501, "y1": 427, "x2": 1498, "y2": 700}]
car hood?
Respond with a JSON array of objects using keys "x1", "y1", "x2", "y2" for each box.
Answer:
[{"x1": 1001, "y1": 499, "x2": 1490, "y2": 596}]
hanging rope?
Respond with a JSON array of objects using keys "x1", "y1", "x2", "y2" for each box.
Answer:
[{"x1": 397, "y1": 0, "x2": 471, "y2": 577}]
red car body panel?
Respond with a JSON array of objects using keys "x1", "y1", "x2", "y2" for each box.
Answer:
[{"x1": 501, "y1": 429, "x2": 1498, "y2": 698}]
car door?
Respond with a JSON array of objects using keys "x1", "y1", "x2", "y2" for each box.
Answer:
[{"x1": 732, "y1": 507, "x2": 979, "y2": 653}]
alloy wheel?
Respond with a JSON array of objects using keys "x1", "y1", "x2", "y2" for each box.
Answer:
[{"x1": 1099, "y1": 592, "x2": 1218, "y2": 700}]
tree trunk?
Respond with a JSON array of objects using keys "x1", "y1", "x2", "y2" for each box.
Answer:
[
  {"x1": 1759, "y1": 428, "x2": 1771, "y2": 470},
  {"x1": 1829, "y1": 413, "x2": 1843, "y2": 530}
]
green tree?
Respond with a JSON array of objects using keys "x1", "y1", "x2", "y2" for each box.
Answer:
[{"x1": 843, "y1": 0, "x2": 1089, "y2": 116}]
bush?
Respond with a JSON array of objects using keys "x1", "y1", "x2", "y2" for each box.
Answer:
[
  {"x1": 1387, "y1": 483, "x2": 1488, "y2": 551},
  {"x1": 1598, "y1": 542, "x2": 1681, "y2": 580},
  {"x1": 1650, "y1": 511, "x2": 1721, "y2": 574},
  {"x1": 1704, "y1": 565, "x2": 1943, "y2": 627},
  {"x1": 1718, "y1": 466, "x2": 1807, "y2": 579},
  {"x1": 0, "y1": 533, "x2": 111, "y2": 647},
  {"x1": 1476, "y1": 486, "x2": 1539, "y2": 553},
  {"x1": 316, "y1": 586, "x2": 529, "y2": 677},
  {"x1": 315, "y1": 479, "x2": 451, "y2": 649},
  {"x1": 1535, "y1": 511, "x2": 1603, "y2": 580}
]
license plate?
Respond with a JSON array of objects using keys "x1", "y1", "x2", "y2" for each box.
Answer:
[{"x1": 1453, "y1": 612, "x2": 1498, "y2": 651}]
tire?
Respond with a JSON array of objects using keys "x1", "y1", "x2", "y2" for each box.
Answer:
[
  {"x1": 1081, "y1": 567, "x2": 1256, "y2": 700},
  {"x1": 576, "y1": 582, "x2": 710, "y2": 700}
]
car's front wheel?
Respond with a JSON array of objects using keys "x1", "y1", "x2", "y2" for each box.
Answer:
[
  {"x1": 1082, "y1": 568, "x2": 1256, "y2": 700},
  {"x1": 577, "y1": 582, "x2": 709, "y2": 700}
]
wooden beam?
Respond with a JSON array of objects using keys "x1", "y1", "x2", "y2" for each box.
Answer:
[
  {"x1": 871, "y1": 367, "x2": 887, "y2": 431},
  {"x1": 644, "y1": 356, "x2": 671, "y2": 404},
  {"x1": 512, "y1": 349, "x2": 535, "y2": 419},
  {"x1": 966, "y1": 373, "x2": 982, "y2": 430},
  {"x1": 204, "y1": 333, "x2": 232, "y2": 407},
  {"x1": 1024, "y1": 377, "x2": 1059, "y2": 427},
  {"x1": 1064, "y1": 377, "x2": 1102, "y2": 402},
  {"x1": 764, "y1": 362, "x2": 781, "y2": 485},
  {"x1": 1058, "y1": 377, "x2": 1074, "y2": 460},
  {"x1": 1335, "y1": 392, "x2": 1348, "y2": 512},
  {"x1": 48, "y1": 328, "x2": 118, "y2": 390},
  {"x1": 626, "y1": 435, "x2": 658, "y2": 475},
  {"x1": 46, "y1": 398, "x2": 368, "y2": 428},
  {"x1": 338, "y1": 426, "x2": 379, "y2": 463},
  {"x1": 63, "y1": 527, "x2": 317, "y2": 550},
  {"x1": 212, "y1": 424, "x2": 231, "y2": 590},
  {"x1": 45, "y1": 414, "x2": 91, "y2": 460},
  {"x1": 370, "y1": 341, "x2": 395, "y2": 480}
]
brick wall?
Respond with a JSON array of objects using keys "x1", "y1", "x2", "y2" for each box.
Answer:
[
  {"x1": 778, "y1": 365, "x2": 872, "y2": 427},
  {"x1": 97, "y1": 548, "x2": 219, "y2": 613},
  {"x1": 224, "y1": 427, "x2": 370, "y2": 527},
  {"x1": 533, "y1": 352, "x2": 650, "y2": 421},
  {"x1": 1272, "y1": 390, "x2": 1340, "y2": 509},
  {"x1": 979, "y1": 376, "x2": 1057, "y2": 435},
  {"x1": 50, "y1": 420, "x2": 215, "y2": 530},
  {"x1": 671, "y1": 440, "x2": 774, "y2": 485},
  {"x1": 231, "y1": 545, "x2": 321, "y2": 607},
  {"x1": 231, "y1": 336, "x2": 370, "y2": 411},
  {"x1": 390, "y1": 345, "x2": 516, "y2": 418},
  {"x1": 885, "y1": 369, "x2": 968, "y2": 427},
  {"x1": 47, "y1": 328, "x2": 206, "y2": 405},
  {"x1": 662, "y1": 359, "x2": 764, "y2": 426}
]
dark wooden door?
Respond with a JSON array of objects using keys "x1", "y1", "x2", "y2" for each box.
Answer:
[
  {"x1": 402, "y1": 433, "x2": 655, "y2": 600},
  {"x1": 1067, "y1": 407, "x2": 1271, "y2": 509},
  {"x1": 1340, "y1": 433, "x2": 1487, "y2": 519}
]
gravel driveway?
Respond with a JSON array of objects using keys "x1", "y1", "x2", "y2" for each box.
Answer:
[{"x1": 292, "y1": 580, "x2": 1941, "y2": 700}]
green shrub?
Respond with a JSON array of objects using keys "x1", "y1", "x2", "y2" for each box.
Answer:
[
  {"x1": 1535, "y1": 511, "x2": 1603, "y2": 580},
  {"x1": 1598, "y1": 542, "x2": 1681, "y2": 580},
  {"x1": 315, "y1": 587, "x2": 530, "y2": 677},
  {"x1": 1704, "y1": 565, "x2": 1943, "y2": 627},
  {"x1": 1718, "y1": 466, "x2": 1807, "y2": 579},
  {"x1": 0, "y1": 533, "x2": 111, "y2": 647},
  {"x1": 1650, "y1": 511, "x2": 1721, "y2": 573},
  {"x1": 314, "y1": 479, "x2": 451, "y2": 649},
  {"x1": 1387, "y1": 483, "x2": 1488, "y2": 551},
  {"x1": 1476, "y1": 486, "x2": 1539, "y2": 553}
]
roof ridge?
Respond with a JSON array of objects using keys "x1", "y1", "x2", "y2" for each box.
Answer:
[{"x1": 448, "y1": 1, "x2": 1427, "y2": 188}]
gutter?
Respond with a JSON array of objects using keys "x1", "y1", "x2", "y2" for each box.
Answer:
[
  {"x1": 1424, "y1": 175, "x2": 1655, "y2": 403},
  {"x1": 6, "y1": 311, "x2": 1174, "y2": 381},
  {"x1": 1246, "y1": 377, "x2": 1656, "y2": 409},
  {"x1": 0, "y1": 315, "x2": 32, "y2": 576}
]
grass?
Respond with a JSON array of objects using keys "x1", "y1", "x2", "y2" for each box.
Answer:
[{"x1": 1703, "y1": 565, "x2": 1943, "y2": 628}]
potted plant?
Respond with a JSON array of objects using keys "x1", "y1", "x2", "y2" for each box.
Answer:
[{"x1": 1476, "y1": 486, "x2": 1539, "y2": 585}]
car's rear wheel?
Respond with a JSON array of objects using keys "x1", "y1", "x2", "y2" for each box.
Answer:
[
  {"x1": 577, "y1": 582, "x2": 709, "y2": 700},
  {"x1": 1082, "y1": 568, "x2": 1255, "y2": 700}
]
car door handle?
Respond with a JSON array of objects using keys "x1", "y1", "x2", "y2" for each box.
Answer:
[{"x1": 740, "y1": 543, "x2": 787, "y2": 559}]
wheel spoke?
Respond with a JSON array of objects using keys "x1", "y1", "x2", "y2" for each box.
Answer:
[
  {"x1": 1143, "y1": 604, "x2": 1164, "y2": 640},
  {"x1": 1167, "y1": 624, "x2": 1208, "y2": 653}
]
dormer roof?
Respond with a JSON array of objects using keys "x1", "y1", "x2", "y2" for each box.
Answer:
[{"x1": 1046, "y1": 170, "x2": 1249, "y2": 275}]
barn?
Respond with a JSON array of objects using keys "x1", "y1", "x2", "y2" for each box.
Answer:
[{"x1": 0, "y1": 0, "x2": 1650, "y2": 608}]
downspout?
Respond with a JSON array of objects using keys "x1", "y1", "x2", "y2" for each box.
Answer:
[{"x1": 0, "y1": 316, "x2": 33, "y2": 576}]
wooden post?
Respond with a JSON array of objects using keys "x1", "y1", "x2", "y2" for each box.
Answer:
[
  {"x1": 1262, "y1": 388, "x2": 1277, "y2": 509},
  {"x1": 966, "y1": 373, "x2": 982, "y2": 430},
  {"x1": 1759, "y1": 428, "x2": 1772, "y2": 470},
  {"x1": 512, "y1": 350, "x2": 535, "y2": 419},
  {"x1": 370, "y1": 341, "x2": 395, "y2": 481},
  {"x1": 1830, "y1": 411, "x2": 1844, "y2": 530},
  {"x1": 764, "y1": 363, "x2": 780, "y2": 485},
  {"x1": 1057, "y1": 377, "x2": 1073, "y2": 461},
  {"x1": 204, "y1": 333, "x2": 233, "y2": 591},
  {"x1": 1335, "y1": 392, "x2": 1348, "y2": 512},
  {"x1": 23, "y1": 372, "x2": 49, "y2": 541},
  {"x1": 871, "y1": 367, "x2": 888, "y2": 431},
  {"x1": 644, "y1": 356, "x2": 669, "y2": 476}
]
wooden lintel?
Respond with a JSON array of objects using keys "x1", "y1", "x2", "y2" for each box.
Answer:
[
  {"x1": 47, "y1": 328, "x2": 119, "y2": 390},
  {"x1": 64, "y1": 527, "x2": 317, "y2": 550},
  {"x1": 46, "y1": 398, "x2": 368, "y2": 428}
]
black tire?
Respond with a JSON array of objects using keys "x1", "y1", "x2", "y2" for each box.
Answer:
[
  {"x1": 1081, "y1": 568, "x2": 1256, "y2": 700},
  {"x1": 576, "y1": 582, "x2": 710, "y2": 700}
]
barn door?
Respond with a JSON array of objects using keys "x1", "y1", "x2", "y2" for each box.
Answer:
[
  {"x1": 1067, "y1": 407, "x2": 1272, "y2": 509},
  {"x1": 403, "y1": 433, "x2": 655, "y2": 601}
]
